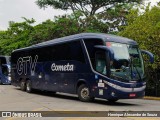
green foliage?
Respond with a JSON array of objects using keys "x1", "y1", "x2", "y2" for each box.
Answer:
[
  {"x1": 98, "y1": 3, "x2": 134, "y2": 32},
  {"x1": 29, "y1": 14, "x2": 88, "y2": 45},
  {"x1": 36, "y1": 0, "x2": 143, "y2": 32},
  {"x1": 0, "y1": 18, "x2": 35, "y2": 55},
  {"x1": 0, "y1": 14, "x2": 103, "y2": 55},
  {"x1": 36, "y1": 0, "x2": 142, "y2": 17}
]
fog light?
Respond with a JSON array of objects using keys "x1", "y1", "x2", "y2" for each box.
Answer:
[{"x1": 111, "y1": 92, "x2": 115, "y2": 96}]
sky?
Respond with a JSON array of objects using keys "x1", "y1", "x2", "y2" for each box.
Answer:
[{"x1": 0, "y1": 0, "x2": 159, "y2": 30}]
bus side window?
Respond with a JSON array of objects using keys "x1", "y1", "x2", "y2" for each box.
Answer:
[
  {"x1": 95, "y1": 51, "x2": 107, "y2": 75},
  {"x1": 84, "y1": 38, "x2": 104, "y2": 69}
]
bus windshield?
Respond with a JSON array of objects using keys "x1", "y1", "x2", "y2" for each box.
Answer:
[{"x1": 106, "y1": 42, "x2": 144, "y2": 82}]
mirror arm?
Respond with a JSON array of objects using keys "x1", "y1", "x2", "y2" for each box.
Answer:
[{"x1": 141, "y1": 50, "x2": 154, "y2": 64}]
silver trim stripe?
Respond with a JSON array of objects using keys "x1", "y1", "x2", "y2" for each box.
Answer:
[{"x1": 103, "y1": 80, "x2": 146, "y2": 92}]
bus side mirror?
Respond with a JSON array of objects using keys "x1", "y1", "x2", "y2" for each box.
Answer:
[
  {"x1": 94, "y1": 45, "x2": 114, "y2": 61},
  {"x1": 141, "y1": 50, "x2": 154, "y2": 64}
]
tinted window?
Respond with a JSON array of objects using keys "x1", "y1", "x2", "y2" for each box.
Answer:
[
  {"x1": 0, "y1": 57, "x2": 7, "y2": 64},
  {"x1": 27, "y1": 40, "x2": 85, "y2": 63},
  {"x1": 2, "y1": 66, "x2": 8, "y2": 75},
  {"x1": 84, "y1": 39, "x2": 104, "y2": 58},
  {"x1": 95, "y1": 51, "x2": 107, "y2": 75},
  {"x1": 84, "y1": 38, "x2": 104, "y2": 67}
]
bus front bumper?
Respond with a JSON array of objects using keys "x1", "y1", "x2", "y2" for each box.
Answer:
[{"x1": 92, "y1": 86, "x2": 145, "y2": 100}]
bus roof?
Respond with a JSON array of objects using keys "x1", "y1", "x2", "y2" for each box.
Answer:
[{"x1": 13, "y1": 33, "x2": 137, "y2": 52}]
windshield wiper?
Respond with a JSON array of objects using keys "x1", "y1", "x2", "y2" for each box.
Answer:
[
  {"x1": 133, "y1": 64, "x2": 142, "y2": 81},
  {"x1": 130, "y1": 58, "x2": 142, "y2": 81}
]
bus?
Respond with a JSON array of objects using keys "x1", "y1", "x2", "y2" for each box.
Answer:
[
  {"x1": 0, "y1": 56, "x2": 11, "y2": 85},
  {"x1": 11, "y1": 33, "x2": 154, "y2": 102}
]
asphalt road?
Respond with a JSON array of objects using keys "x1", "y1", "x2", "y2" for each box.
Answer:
[{"x1": 0, "y1": 85, "x2": 160, "y2": 120}]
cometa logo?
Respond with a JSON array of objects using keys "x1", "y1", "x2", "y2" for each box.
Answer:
[{"x1": 51, "y1": 63, "x2": 74, "y2": 71}]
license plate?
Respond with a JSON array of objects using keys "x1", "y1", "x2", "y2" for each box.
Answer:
[{"x1": 129, "y1": 93, "x2": 136, "y2": 97}]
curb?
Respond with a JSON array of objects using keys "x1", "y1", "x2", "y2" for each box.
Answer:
[{"x1": 144, "y1": 96, "x2": 160, "y2": 101}]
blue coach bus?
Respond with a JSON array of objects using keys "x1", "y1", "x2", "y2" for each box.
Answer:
[
  {"x1": 0, "y1": 56, "x2": 11, "y2": 84},
  {"x1": 11, "y1": 33, "x2": 154, "y2": 102}
]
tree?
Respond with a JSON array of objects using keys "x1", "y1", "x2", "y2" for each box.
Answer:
[
  {"x1": 0, "y1": 18, "x2": 35, "y2": 55},
  {"x1": 36, "y1": 0, "x2": 143, "y2": 33},
  {"x1": 0, "y1": 14, "x2": 99, "y2": 55},
  {"x1": 29, "y1": 15, "x2": 85, "y2": 44},
  {"x1": 36, "y1": 0, "x2": 143, "y2": 17}
]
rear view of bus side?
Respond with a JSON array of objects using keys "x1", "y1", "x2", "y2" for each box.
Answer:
[{"x1": 11, "y1": 33, "x2": 154, "y2": 102}]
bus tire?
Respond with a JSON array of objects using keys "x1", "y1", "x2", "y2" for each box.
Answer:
[
  {"x1": 107, "y1": 99, "x2": 118, "y2": 103},
  {"x1": 20, "y1": 80, "x2": 26, "y2": 91},
  {"x1": 26, "y1": 80, "x2": 32, "y2": 93},
  {"x1": 78, "y1": 84, "x2": 93, "y2": 102}
]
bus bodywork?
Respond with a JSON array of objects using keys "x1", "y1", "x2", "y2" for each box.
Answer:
[
  {"x1": 0, "y1": 56, "x2": 11, "y2": 85},
  {"x1": 11, "y1": 33, "x2": 153, "y2": 102}
]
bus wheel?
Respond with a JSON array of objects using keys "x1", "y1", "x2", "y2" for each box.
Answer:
[
  {"x1": 107, "y1": 99, "x2": 118, "y2": 103},
  {"x1": 20, "y1": 80, "x2": 26, "y2": 91},
  {"x1": 26, "y1": 80, "x2": 32, "y2": 93},
  {"x1": 78, "y1": 84, "x2": 93, "y2": 102}
]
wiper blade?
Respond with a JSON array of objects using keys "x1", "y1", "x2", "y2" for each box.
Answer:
[
  {"x1": 132, "y1": 64, "x2": 142, "y2": 81},
  {"x1": 130, "y1": 57, "x2": 142, "y2": 81}
]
